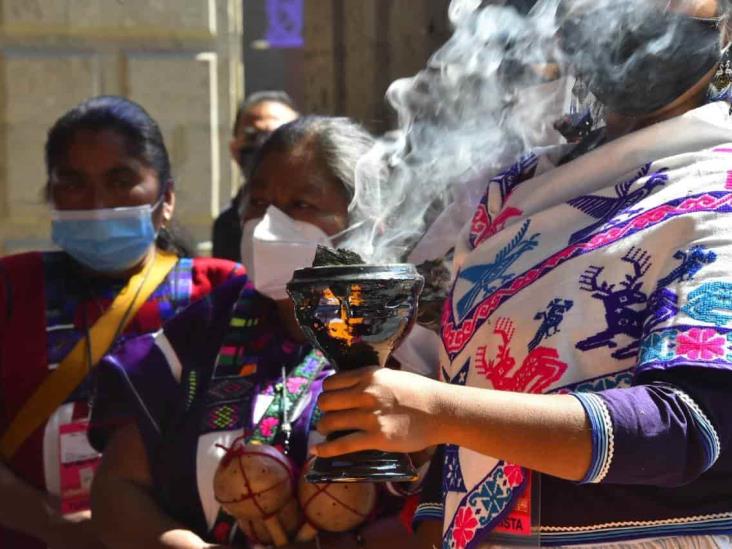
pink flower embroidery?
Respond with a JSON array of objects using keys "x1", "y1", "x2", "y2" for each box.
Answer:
[
  {"x1": 259, "y1": 416, "x2": 280, "y2": 437},
  {"x1": 286, "y1": 377, "x2": 307, "y2": 394},
  {"x1": 503, "y1": 464, "x2": 524, "y2": 487},
  {"x1": 677, "y1": 328, "x2": 726, "y2": 361},
  {"x1": 453, "y1": 507, "x2": 478, "y2": 549}
]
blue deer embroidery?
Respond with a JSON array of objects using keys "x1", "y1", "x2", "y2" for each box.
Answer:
[{"x1": 576, "y1": 247, "x2": 651, "y2": 359}]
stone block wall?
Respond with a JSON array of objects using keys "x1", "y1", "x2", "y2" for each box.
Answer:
[{"x1": 0, "y1": 0, "x2": 243, "y2": 255}]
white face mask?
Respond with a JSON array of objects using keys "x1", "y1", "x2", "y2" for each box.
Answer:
[{"x1": 241, "y1": 206, "x2": 333, "y2": 300}]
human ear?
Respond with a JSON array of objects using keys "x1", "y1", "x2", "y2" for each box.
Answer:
[{"x1": 161, "y1": 180, "x2": 175, "y2": 225}]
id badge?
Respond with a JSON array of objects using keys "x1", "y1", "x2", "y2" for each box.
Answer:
[
  {"x1": 486, "y1": 471, "x2": 541, "y2": 547},
  {"x1": 58, "y1": 420, "x2": 101, "y2": 515}
]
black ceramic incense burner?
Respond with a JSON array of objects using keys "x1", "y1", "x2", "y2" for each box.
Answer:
[{"x1": 287, "y1": 264, "x2": 424, "y2": 483}]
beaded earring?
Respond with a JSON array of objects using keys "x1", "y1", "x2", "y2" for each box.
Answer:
[{"x1": 708, "y1": 46, "x2": 732, "y2": 104}]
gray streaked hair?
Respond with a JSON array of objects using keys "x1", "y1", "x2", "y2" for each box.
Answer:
[{"x1": 250, "y1": 115, "x2": 375, "y2": 199}]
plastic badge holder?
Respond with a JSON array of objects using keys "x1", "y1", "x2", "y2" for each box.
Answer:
[{"x1": 483, "y1": 471, "x2": 541, "y2": 548}]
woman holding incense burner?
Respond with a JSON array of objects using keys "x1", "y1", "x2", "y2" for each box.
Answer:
[
  {"x1": 314, "y1": 0, "x2": 732, "y2": 547},
  {"x1": 90, "y1": 116, "x2": 425, "y2": 549}
]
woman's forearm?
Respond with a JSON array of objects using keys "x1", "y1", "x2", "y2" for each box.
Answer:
[
  {"x1": 433, "y1": 384, "x2": 592, "y2": 481},
  {"x1": 92, "y1": 470, "x2": 213, "y2": 549},
  {"x1": 0, "y1": 460, "x2": 62, "y2": 543},
  {"x1": 315, "y1": 368, "x2": 593, "y2": 482},
  {"x1": 91, "y1": 423, "x2": 221, "y2": 549}
]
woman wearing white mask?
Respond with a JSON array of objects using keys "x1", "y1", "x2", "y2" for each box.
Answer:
[
  {"x1": 90, "y1": 116, "x2": 424, "y2": 549},
  {"x1": 238, "y1": 116, "x2": 367, "y2": 336},
  {"x1": 0, "y1": 96, "x2": 243, "y2": 549}
]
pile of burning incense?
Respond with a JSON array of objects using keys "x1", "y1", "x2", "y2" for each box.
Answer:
[{"x1": 312, "y1": 245, "x2": 365, "y2": 267}]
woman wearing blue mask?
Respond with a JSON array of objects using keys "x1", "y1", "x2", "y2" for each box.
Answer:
[
  {"x1": 89, "y1": 116, "x2": 427, "y2": 549},
  {"x1": 0, "y1": 96, "x2": 243, "y2": 549}
]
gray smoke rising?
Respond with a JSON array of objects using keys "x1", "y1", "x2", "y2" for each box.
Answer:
[{"x1": 340, "y1": 0, "x2": 725, "y2": 265}]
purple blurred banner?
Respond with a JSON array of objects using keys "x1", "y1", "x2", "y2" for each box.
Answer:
[{"x1": 266, "y1": 0, "x2": 304, "y2": 48}]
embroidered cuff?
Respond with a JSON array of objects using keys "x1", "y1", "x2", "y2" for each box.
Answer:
[
  {"x1": 671, "y1": 389, "x2": 721, "y2": 472},
  {"x1": 412, "y1": 502, "x2": 444, "y2": 528},
  {"x1": 572, "y1": 392, "x2": 614, "y2": 484}
]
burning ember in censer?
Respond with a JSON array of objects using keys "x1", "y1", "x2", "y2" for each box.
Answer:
[{"x1": 286, "y1": 247, "x2": 424, "y2": 482}]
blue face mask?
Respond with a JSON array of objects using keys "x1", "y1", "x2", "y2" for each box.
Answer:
[{"x1": 51, "y1": 202, "x2": 160, "y2": 273}]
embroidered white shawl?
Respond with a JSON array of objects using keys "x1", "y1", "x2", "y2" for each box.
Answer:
[{"x1": 439, "y1": 102, "x2": 732, "y2": 548}]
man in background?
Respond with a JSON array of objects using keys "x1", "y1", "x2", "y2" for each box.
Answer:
[{"x1": 212, "y1": 91, "x2": 299, "y2": 261}]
